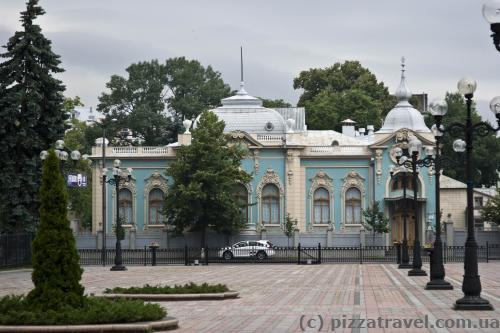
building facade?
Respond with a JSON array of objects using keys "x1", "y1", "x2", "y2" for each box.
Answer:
[{"x1": 90, "y1": 66, "x2": 438, "y2": 246}]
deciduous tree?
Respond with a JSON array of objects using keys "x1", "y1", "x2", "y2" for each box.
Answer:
[
  {"x1": 163, "y1": 111, "x2": 252, "y2": 247},
  {"x1": 293, "y1": 61, "x2": 394, "y2": 131}
]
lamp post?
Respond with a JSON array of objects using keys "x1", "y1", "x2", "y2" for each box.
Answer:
[
  {"x1": 106, "y1": 159, "x2": 132, "y2": 271},
  {"x1": 420, "y1": 100, "x2": 454, "y2": 290},
  {"x1": 483, "y1": 0, "x2": 500, "y2": 52},
  {"x1": 432, "y1": 78, "x2": 499, "y2": 310},
  {"x1": 394, "y1": 138, "x2": 427, "y2": 276},
  {"x1": 389, "y1": 164, "x2": 412, "y2": 269}
]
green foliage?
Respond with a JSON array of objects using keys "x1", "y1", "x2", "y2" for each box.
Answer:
[
  {"x1": 362, "y1": 201, "x2": 390, "y2": 242},
  {"x1": 481, "y1": 189, "x2": 500, "y2": 225},
  {"x1": 0, "y1": 0, "x2": 67, "y2": 233},
  {"x1": 27, "y1": 150, "x2": 84, "y2": 310},
  {"x1": 64, "y1": 96, "x2": 84, "y2": 121},
  {"x1": 424, "y1": 92, "x2": 500, "y2": 187},
  {"x1": 293, "y1": 60, "x2": 394, "y2": 131},
  {"x1": 97, "y1": 57, "x2": 232, "y2": 145},
  {"x1": 0, "y1": 295, "x2": 165, "y2": 325},
  {"x1": 284, "y1": 213, "x2": 297, "y2": 238},
  {"x1": 164, "y1": 111, "x2": 252, "y2": 247},
  {"x1": 105, "y1": 282, "x2": 229, "y2": 294},
  {"x1": 64, "y1": 117, "x2": 93, "y2": 230},
  {"x1": 261, "y1": 98, "x2": 292, "y2": 108}
]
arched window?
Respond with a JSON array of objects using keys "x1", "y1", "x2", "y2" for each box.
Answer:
[
  {"x1": 119, "y1": 188, "x2": 133, "y2": 224},
  {"x1": 313, "y1": 188, "x2": 330, "y2": 223},
  {"x1": 148, "y1": 188, "x2": 165, "y2": 225},
  {"x1": 233, "y1": 184, "x2": 248, "y2": 222},
  {"x1": 331, "y1": 140, "x2": 339, "y2": 147},
  {"x1": 345, "y1": 187, "x2": 361, "y2": 224},
  {"x1": 391, "y1": 174, "x2": 414, "y2": 191},
  {"x1": 262, "y1": 184, "x2": 279, "y2": 224}
]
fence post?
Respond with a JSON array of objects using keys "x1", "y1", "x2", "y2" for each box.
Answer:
[
  {"x1": 144, "y1": 245, "x2": 147, "y2": 266},
  {"x1": 443, "y1": 242, "x2": 447, "y2": 264},
  {"x1": 318, "y1": 243, "x2": 322, "y2": 264},
  {"x1": 297, "y1": 243, "x2": 301, "y2": 265},
  {"x1": 184, "y1": 245, "x2": 188, "y2": 266},
  {"x1": 359, "y1": 243, "x2": 363, "y2": 264},
  {"x1": 486, "y1": 241, "x2": 489, "y2": 263},
  {"x1": 205, "y1": 246, "x2": 209, "y2": 266}
]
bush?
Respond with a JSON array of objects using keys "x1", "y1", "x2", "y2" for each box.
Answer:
[
  {"x1": 28, "y1": 149, "x2": 84, "y2": 309},
  {"x1": 105, "y1": 282, "x2": 229, "y2": 294},
  {"x1": 0, "y1": 295, "x2": 165, "y2": 325}
]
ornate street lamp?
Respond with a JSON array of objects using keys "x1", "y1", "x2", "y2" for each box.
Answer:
[
  {"x1": 106, "y1": 159, "x2": 132, "y2": 271},
  {"x1": 394, "y1": 138, "x2": 427, "y2": 276},
  {"x1": 483, "y1": 0, "x2": 500, "y2": 52},
  {"x1": 411, "y1": 99, "x2": 453, "y2": 290},
  {"x1": 40, "y1": 140, "x2": 86, "y2": 173},
  {"x1": 389, "y1": 164, "x2": 413, "y2": 269},
  {"x1": 432, "y1": 78, "x2": 499, "y2": 310}
]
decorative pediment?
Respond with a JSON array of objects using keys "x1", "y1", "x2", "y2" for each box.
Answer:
[
  {"x1": 308, "y1": 170, "x2": 333, "y2": 197},
  {"x1": 228, "y1": 130, "x2": 262, "y2": 147},
  {"x1": 341, "y1": 170, "x2": 365, "y2": 194},
  {"x1": 369, "y1": 128, "x2": 435, "y2": 149},
  {"x1": 256, "y1": 168, "x2": 284, "y2": 199},
  {"x1": 144, "y1": 171, "x2": 168, "y2": 197}
]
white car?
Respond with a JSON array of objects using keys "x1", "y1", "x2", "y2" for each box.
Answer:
[{"x1": 219, "y1": 240, "x2": 275, "y2": 260}]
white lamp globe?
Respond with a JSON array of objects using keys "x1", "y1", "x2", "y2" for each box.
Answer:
[
  {"x1": 489, "y1": 96, "x2": 500, "y2": 116},
  {"x1": 457, "y1": 77, "x2": 477, "y2": 95},
  {"x1": 483, "y1": 0, "x2": 500, "y2": 24},
  {"x1": 429, "y1": 99, "x2": 448, "y2": 116},
  {"x1": 453, "y1": 139, "x2": 466, "y2": 153}
]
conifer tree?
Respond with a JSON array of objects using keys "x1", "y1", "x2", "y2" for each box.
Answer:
[
  {"x1": 0, "y1": 0, "x2": 66, "y2": 232},
  {"x1": 164, "y1": 111, "x2": 252, "y2": 247},
  {"x1": 27, "y1": 149, "x2": 84, "y2": 309}
]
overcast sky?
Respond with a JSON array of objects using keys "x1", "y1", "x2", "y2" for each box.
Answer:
[{"x1": 0, "y1": 0, "x2": 498, "y2": 122}]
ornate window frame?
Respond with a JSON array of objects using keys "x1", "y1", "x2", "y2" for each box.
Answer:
[
  {"x1": 385, "y1": 170, "x2": 426, "y2": 199},
  {"x1": 143, "y1": 171, "x2": 168, "y2": 229},
  {"x1": 112, "y1": 175, "x2": 137, "y2": 229},
  {"x1": 341, "y1": 170, "x2": 366, "y2": 228},
  {"x1": 308, "y1": 170, "x2": 334, "y2": 230},
  {"x1": 256, "y1": 168, "x2": 284, "y2": 228}
]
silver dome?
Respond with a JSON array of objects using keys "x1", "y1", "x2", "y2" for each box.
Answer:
[
  {"x1": 195, "y1": 82, "x2": 286, "y2": 134},
  {"x1": 378, "y1": 61, "x2": 430, "y2": 133}
]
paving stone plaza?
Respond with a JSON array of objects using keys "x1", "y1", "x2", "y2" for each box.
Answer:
[{"x1": 1, "y1": 263, "x2": 500, "y2": 332}]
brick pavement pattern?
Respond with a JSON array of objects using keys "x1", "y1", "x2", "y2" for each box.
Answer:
[{"x1": 1, "y1": 263, "x2": 500, "y2": 333}]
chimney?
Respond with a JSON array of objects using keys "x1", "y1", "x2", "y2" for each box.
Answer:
[
  {"x1": 367, "y1": 125, "x2": 374, "y2": 136},
  {"x1": 341, "y1": 119, "x2": 356, "y2": 137}
]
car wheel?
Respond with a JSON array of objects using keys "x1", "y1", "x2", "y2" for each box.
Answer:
[
  {"x1": 256, "y1": 251, "x2": 267, "y2": 260},
  {"x1": 223, "y1": 251, "x2": 233, "y2": 260}
]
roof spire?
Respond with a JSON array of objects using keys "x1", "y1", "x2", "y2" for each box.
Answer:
[
  {"x1": 395, "y1": 56, "x2": 411, "y2": 102},
  {"x1": 238, "y1": 46, "x2": 248, "y2": 95}
]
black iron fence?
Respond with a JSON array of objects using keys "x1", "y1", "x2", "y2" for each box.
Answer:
[
  {"x1": 2, "y1": 233, "x2": 500, "y2": 269},
  {"x1": 0, "y1": 233, "x2": 34, "y2": 269},
  {"x1": 78, "y1": 243, "x2": 500, "y2": 266}
]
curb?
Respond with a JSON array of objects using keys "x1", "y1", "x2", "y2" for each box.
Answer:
[
  {"x1": 0, "y1": 317, "x2": 178, "y2": 332},
  {"x1": 100, "y1": 291, "x2": 239, "y2": 301}
]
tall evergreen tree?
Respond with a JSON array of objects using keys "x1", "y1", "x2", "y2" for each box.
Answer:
[
  {"x1": 27, "y1": 149, "x2": 84, "y2": 310},
  {"x1": 0, "y1": 0, "x2": 66, "y2": 232},
  {"x1": 163, "y1": 111, "x2": 252, "y2": 247}
]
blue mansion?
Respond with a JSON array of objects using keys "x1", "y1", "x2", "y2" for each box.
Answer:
[{"x1": 90, "y1": 66, "x2": 437, "y2": 247}]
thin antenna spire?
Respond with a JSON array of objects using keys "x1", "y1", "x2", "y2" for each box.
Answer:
[
  {"x1": 240, "y1": 46, "x2": 243, "y2": 83},
  {"x1": 401, "y1": 56, "x2": 406, "y2": 78},
  {"x1": 238, "y1": 46, "x2": 247, "y2": 95}
]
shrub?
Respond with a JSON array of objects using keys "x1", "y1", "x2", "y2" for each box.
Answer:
[
  {"x1": 27, "y1": 149, "x2": 84, "y2": 310},
  {"x1": 105, "y1": 282, "x2": 229, "y2": 294},
  {"x1": 0, "y1": 295, "x2": 165, "y2": 325}
]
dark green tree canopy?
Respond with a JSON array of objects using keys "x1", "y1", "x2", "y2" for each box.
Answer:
[
  {"x1": 480, "y1": 190, "x2": 500, "y2": 225},
  {"x1": 97, "y1": 57, "x2": 232, "y2": 145},
  {"x1": 163, "y1": 111, "x2": 252, "y2": 247},
  {"x1": 0, "y1": 0, "x2": 66, "y2": 232},
  {"x1": 260, "y1": 98, "x2": 292, "y2": 108},
  {"x1": 425, "y1": 93, "x2": 500, "y2": 187},
  {"x1": 293, "y1": 61, "x2": 394, "y2": 131}
]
